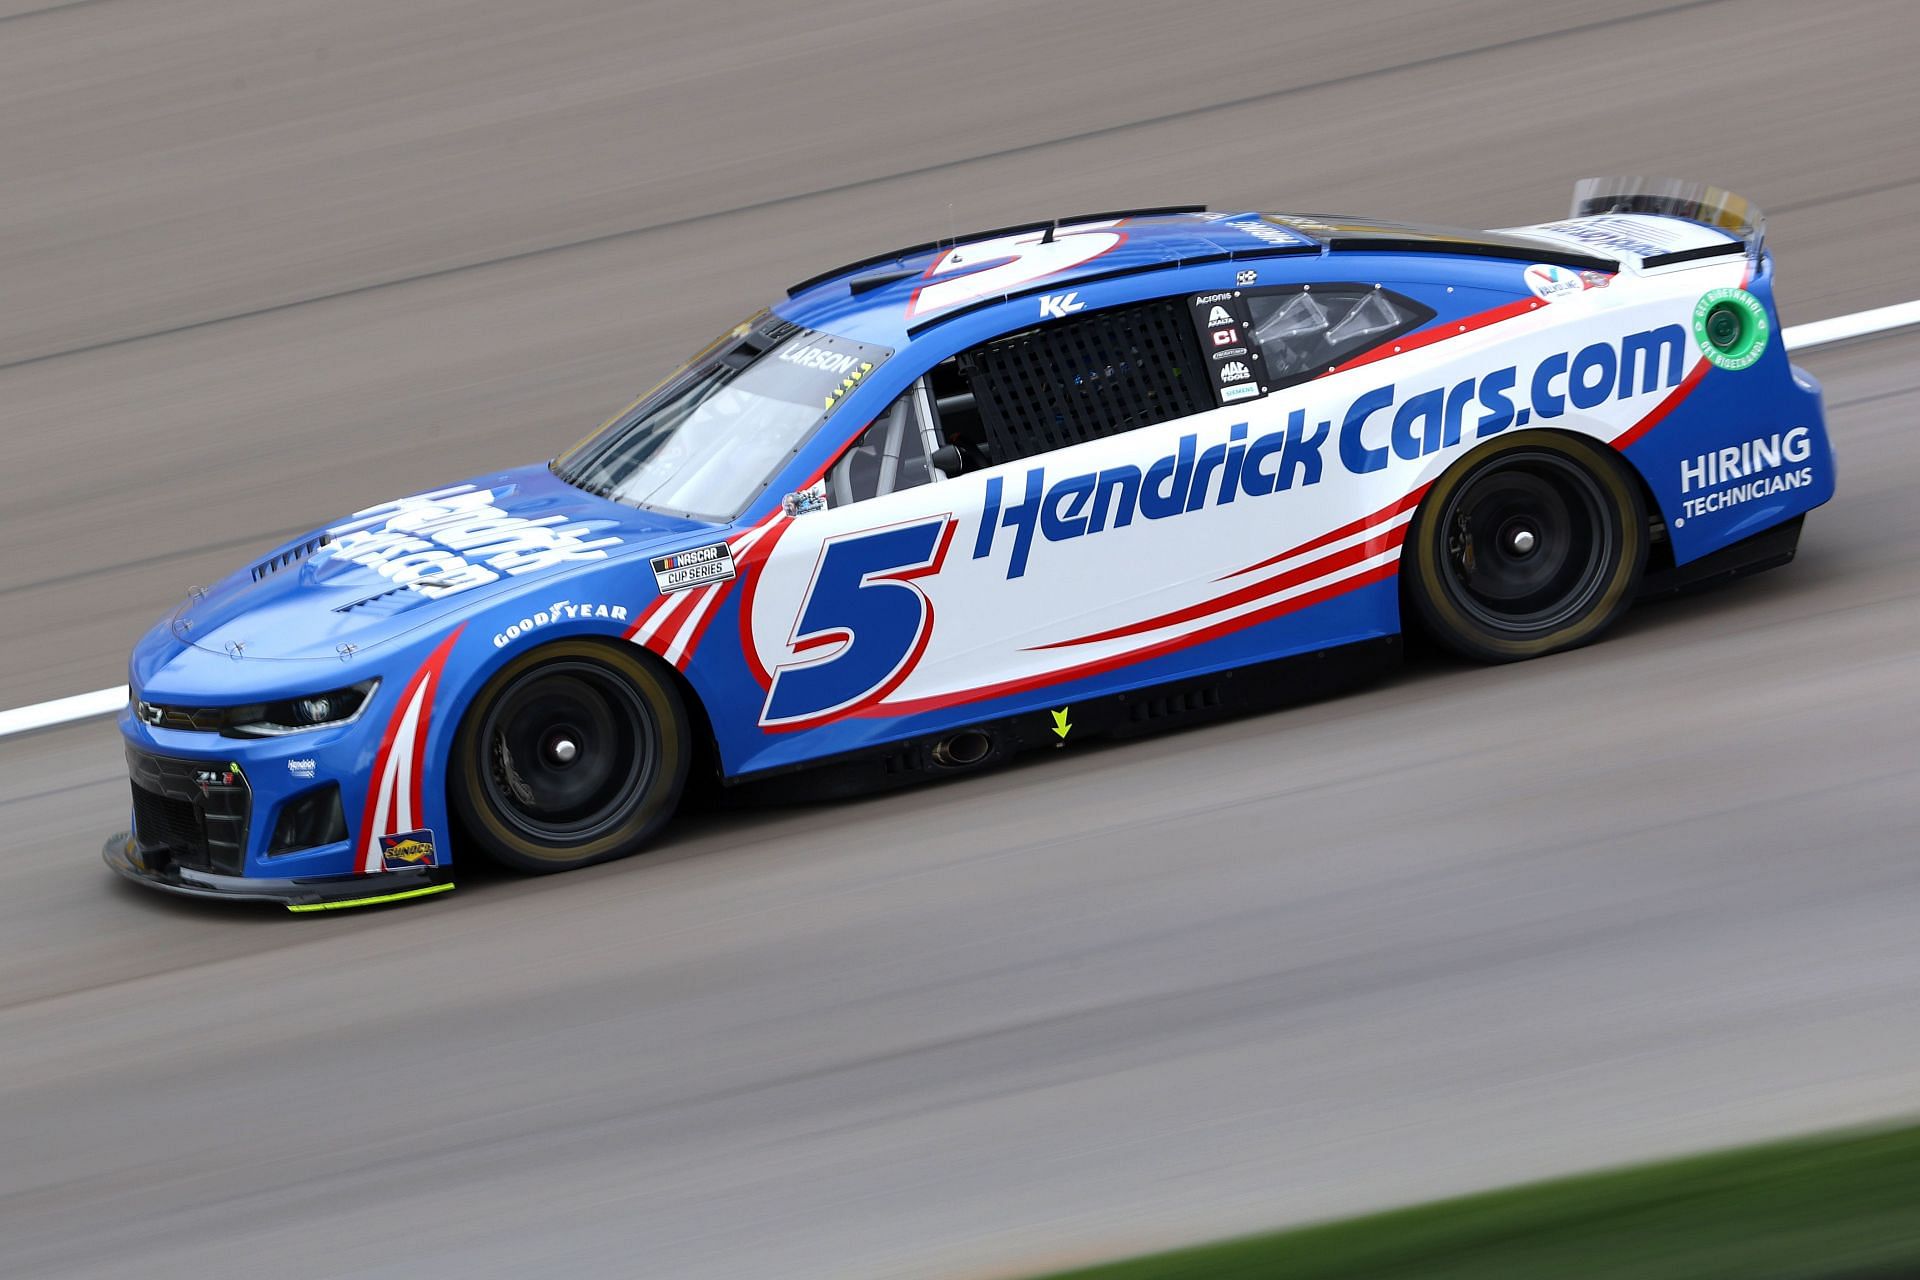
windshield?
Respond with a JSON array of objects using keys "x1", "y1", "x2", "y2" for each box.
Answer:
[{"x1": 553, "y1": 314, "x2": 891, "y2": 521}]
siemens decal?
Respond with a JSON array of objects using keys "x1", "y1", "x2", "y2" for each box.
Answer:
[{"x1": 975, "y1": 324, "x2": 1688, "y2": 579}]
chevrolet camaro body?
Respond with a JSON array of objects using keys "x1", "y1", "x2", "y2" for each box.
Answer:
[{"x1": 110, "y1": 181, "x2": 1833, "y2": 908}]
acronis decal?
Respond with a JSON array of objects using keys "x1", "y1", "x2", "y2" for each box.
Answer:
[{"x1": 975, "y1": 324, "x2": 1688, "y2": 579}]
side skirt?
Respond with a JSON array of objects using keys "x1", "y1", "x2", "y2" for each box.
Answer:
[{"x1": 729, "y1": 634, "x2": 1403, "y2": 803}]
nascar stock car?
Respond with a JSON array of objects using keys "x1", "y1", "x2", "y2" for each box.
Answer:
[{"x1": 109, "y1": 178, "x2": 1833, "y2": 909}]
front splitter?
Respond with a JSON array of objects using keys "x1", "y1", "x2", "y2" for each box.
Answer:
[{"x1": 103, "y1": 833, "x2": 454, "y2": 912}]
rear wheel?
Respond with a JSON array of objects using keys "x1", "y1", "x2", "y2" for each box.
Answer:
[
  {"x1": 1403, "y1": 434, "x2": 1647, "y2": 662},
  {"x1": 451, "y1": 639, "x2": 690, "y2": 873}
]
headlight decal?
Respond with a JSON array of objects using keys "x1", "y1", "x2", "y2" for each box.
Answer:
[{"x1": 225, "y1": 680, "x2": 380, "y2": 737}]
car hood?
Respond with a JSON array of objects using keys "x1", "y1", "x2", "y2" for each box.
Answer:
[{"x1": 154, "y1": 463, "x2": 712, "y2": 667}]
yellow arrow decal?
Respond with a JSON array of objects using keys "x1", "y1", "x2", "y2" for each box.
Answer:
[{"x1": 1050, "y1": 706, "x2": 1072, "y2": 740}]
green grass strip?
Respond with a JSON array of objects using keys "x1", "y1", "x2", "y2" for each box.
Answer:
[{"x1": 1036, "y1": 1123, "x2": 1920, "y2": 1280}]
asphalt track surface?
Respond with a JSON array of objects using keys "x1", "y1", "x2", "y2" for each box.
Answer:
[{"x1": 1, "y1": 2, "x2": 1917, "y2": 1276}]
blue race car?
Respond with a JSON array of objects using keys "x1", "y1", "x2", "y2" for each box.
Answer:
[{"x1": 110, "y1": 179, "x2": 1833, "y2": 909}]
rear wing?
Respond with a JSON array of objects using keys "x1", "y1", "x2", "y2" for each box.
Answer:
[
  {"x1": 1572, "y1": 177, "x2": 1765, "y2": 266},
  {"x1": 1500, "y1": 177, "x2": 1765, "y2": 273}
]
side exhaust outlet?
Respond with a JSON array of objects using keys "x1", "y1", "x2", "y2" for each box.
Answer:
[{"x1": 930, "y1": 729, "x2": 993, "y2": 769}]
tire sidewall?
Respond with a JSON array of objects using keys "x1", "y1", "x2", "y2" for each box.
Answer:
[
  {"x1": 1405, "y1": 432, "x2": 1648, "y2": 663},
  {"x1": 452, "y1": 638, "x2": 690, "y2": 873}
]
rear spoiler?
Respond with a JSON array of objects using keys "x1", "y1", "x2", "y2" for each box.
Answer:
[{"x1": 1570, "y1": 176, "x2": 1765, "y2": 270}]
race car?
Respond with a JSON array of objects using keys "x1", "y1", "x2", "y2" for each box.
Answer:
[{"x1": 108, "y1": 178, "x2": 1833, "y2": 909}]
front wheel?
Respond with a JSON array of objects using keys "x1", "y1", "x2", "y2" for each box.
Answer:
[
  {"x1": 451, "y1": 639, "x2": 690, "y2": 873},
  {"x1": 1402, "y1": 434, "x2": 1647, "y2": 663}
]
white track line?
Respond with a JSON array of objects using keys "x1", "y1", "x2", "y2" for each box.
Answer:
[
  {"x1": 3, "y1": 296, "x2": 1917, "y2": 741},
  {"x1": 1783, "y1": 299, "x2": 1920, "y2": 352},
  {"x1": 0, "y1": 686, "x2": 131, "y2": 737}
]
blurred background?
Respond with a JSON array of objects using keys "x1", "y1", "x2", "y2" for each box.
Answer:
[{"x1": 1, "y1": 1, "x2": 1916, "y2": 1276}]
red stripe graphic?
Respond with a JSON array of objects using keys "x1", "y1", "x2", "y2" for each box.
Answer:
[
  {"x1": 879, "y1": 559, "x2": 1397, "y2": 718},
  {"x1": 356, "y1": 625, "x2": 464, "y2": 873},
  {"x1": 1220, "y1": 484, "x2": 1431, "y2": 584},
  {"x1": 1033, "y1": 527, "x2": 1401, "y2": 652},
  {"x1": 1609, "y1": 356, "x2": 1710, "y2": 450}
]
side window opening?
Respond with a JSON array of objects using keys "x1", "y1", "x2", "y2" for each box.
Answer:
[
  {"x1": 1244, "y1": 286, "x2": 1432, "y2": 388},
  {"x1": 826, "y1": 378, "x2": 937, "y2": 507},
  {"x1": 928, "y1": 358, "x2": 993, "y2": 472}
]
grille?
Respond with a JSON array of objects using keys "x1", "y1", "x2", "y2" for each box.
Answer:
[
  {"x1": 126, "y1": 747, "x2": 251, "y2": 876},
  {"x1": 962, "y1": 299, "x2": 1211, "y2": 464},
  {"x1": 136, "y1": 701, "x2": 229, "y2": 732}
]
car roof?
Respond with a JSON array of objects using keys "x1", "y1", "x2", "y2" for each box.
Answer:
[{"x1": 773, "y1": 206, "x2": 1614, "y2": 349}]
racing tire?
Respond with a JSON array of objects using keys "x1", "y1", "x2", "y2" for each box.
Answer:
[
  {"x1": 451, "y1": 639, "x2": 690, "y2": 874},
  {"x1": 1402, "y1": 433, "x2": 1647, "y2": 663}
]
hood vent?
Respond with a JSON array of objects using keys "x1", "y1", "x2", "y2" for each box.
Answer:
[
  {"x1": 251, "y1": 534, "x2": 330, "y2": 583},
  {"x1": 332, "y1": 584, "x2": 424, "y2": 616}
]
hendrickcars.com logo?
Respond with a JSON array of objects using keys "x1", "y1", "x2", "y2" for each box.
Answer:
[{"x1": 976, "y1": 325, "x2": 1688, "y2": 579}]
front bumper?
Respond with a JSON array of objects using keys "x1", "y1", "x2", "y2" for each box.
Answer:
[{"x1": 103, "y1": 832, "x2": 454, "y2": 912}]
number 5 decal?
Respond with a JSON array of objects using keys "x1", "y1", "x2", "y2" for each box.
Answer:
[
  {"x1": 907, "y1": 221, "x2": 1124, "y2": 320},
  {"x1": 762, "y1": 516, "x2": 957, "y2": 728}
]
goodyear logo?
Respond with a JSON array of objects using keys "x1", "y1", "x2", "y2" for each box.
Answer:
[{"x1": 380, "y1": 829, "x2": 437, "y2": 870}]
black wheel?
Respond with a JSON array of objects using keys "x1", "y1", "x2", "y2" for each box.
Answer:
[
  {"x1": 1403, "y1": 434, "x2": 1647, "y2": 662},
  {"x1": 451, "y1": 639, "x2": 690, "y2": 873}
]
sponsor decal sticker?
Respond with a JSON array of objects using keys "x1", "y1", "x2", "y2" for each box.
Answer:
[
  {"x1": 379, "y1": 829, "x2": 437, "y2": 871},
  {"x1": 492, "y1": 600, "x2": 631, "y2": 647},
  {"x1": 1190, "y1": 291, "x2": 1267, "y2": 405},
  {"x1": 1223, "y1": 219, "x2": 1313, "y2": 250},
  {"x1": 193, "y1": 764, "x2": 242, "y2": 792},
  {"x1": 319, "y1": 486, "x2": 623, "y2": 600},
  {"x1": 1691, "y1": 287, "x2": 1770, "y2": 372},
  {"x1": 288, "y1": 757, "x2": 317, "y2": 780},
  {"x1": 1677, "y1": 427, "x2": 1813, "y2": 522},
  {"x1": 1529, "y1": 215, "x2": 1684, "y2": 260},
  {"x1": 652, "y1": 542, "x2": 737, "y2": 594},
  {"x1": 1235, "y1": 269, "x2": 1259, "y2": 286},
  {"x1": 1523, "y1": 263, "x2": 1586, "y2": 301}
]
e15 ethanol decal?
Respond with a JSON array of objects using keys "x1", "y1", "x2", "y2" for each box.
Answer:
[
  {"x1": 652, "y1": 543, "x2": 736, "y2": 593},
  {"x1": 761, "y1": 516, "x2": 956, "y2": 727}
]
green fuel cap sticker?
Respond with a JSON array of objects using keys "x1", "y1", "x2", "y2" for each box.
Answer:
[{"x1": 1693, "y1": 287, "x2": 1770, "y2": 371}]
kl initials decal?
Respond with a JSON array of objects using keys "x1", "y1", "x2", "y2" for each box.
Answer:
[
  {"x1": 1039, "y1": 291, "x2": 1085, "y2": 320},
  {"x1": 762, "y1": 517, "x2": 957, "y2": 727}
]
